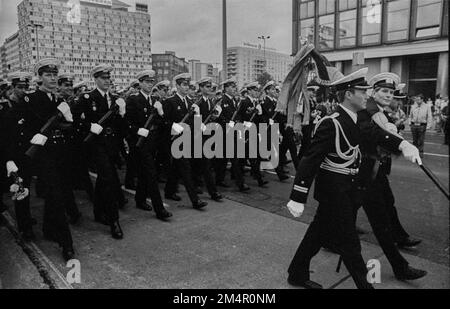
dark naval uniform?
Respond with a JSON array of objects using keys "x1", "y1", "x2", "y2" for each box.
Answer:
[
  {"x1": 125, "y1": 91, "x2": 171, "y2": 219},
  {"x1": 191, "y1": 96, "x2": 221, "y2": 200},
  {"x1": 163, "y1": 94, "x2": 205, "y2": 208},
  {"x1": 356, "y1": 98, "x2": 412, "y2": 275},
  {"x1": 4, "y1": 90, "x2": 74, "y2": 248},
  {"x1": 288, "y1": 106, "x2": 367, "y2": 289},
  {"x1": 215, "y1": 93, "x2": 246, "y2": 190},
  {"x1": 0, "y1": 97, "x2": 12, "y2": 213},
  {"x1": 74, "y1": 89, "x2": 127, "y2": 226}
]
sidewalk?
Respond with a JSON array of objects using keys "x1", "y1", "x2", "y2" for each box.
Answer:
[{"x1": 2, "y1": 186, "x2": 448, "y2": 289}]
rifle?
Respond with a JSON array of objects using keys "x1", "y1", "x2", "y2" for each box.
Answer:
[
  {"x1": 193, "y1": 98, "x2": 223, "y2": 140},
  {"x1": 25, "y1": 110, "x2": 65, "y2": 159},
  {"x1": 136, "y1": 107, "x2": 157, "y2": 149},
  {"x1": 83, "y1": 103, "x2": 120, "y2": 143},
  {"x1": 9, "y1": 172, "x2": 29, "y2": 201},
  {"x1": 171, "y1": 106, "x2": 196, "y2": 142}
]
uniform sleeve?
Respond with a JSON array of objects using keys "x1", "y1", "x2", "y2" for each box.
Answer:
[
  {"x1": 290, "y1": 119, "x2": 335, "y2": 203},
  {"x1": 72, "y1": 95, "x2": 91, "y2": 133},
  {"x1": 359, "y1": 110, "x2": 403, "y2": 155}
]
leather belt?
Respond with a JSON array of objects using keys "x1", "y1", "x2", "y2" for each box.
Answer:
[{"x1": 320, "y1": 163, "x2": 359, "y2": 176}]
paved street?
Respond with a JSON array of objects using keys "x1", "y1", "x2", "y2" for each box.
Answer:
[{"x1": 0, "y1": 130, "x2": 448, "y2": 289}]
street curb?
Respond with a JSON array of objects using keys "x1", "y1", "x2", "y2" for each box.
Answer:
[{"x1": 0, "y1": 211, "x2": 73, "y2": 289}]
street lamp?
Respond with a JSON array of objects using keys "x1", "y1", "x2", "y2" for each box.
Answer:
[
  {"x1": 28, "y1": 22, "x2": 44, "y2": 61},
  {"x1": 258, "y1": 35, "x2": 270, "y2": 72}
]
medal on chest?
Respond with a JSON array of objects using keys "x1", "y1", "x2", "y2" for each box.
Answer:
[{"x1": 92, "y1": 101, "x2": 97, "y2": 112}]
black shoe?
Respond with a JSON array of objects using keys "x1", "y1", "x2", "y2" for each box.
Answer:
[
  {"x1": 216, "y1": 182, "x2": 230, "y2": 188},
  {"x1": 258, "y1": 179, "x2": 269, "y2": 187},
  {"x1": 62, "y1": 246, "x2": 75, "y2": 262},
  {"x1": 69, "y1": 212, "x2": 82, "y2": 225},
  {"x1": 21, "y1": 229, "x2": 35, "y2": 242},
  {"x1": 395, "y1": 266, "x2": 427, "y2": 281},
  {"x1": 238, "y1": 184, "x2": 250, "y2": 192},
  {"x1": 397, "y1": 237, "x2": 422, "y2": 248},
  {"x1": 110, "y1": 221, "x2": 123, "y2": 240},
  {"x1": 278, "y1": 174, "x2": 290, "y2": 182},
  {"x1": 136, "y1": 202, "x2": 153, "y2": 212},
  {"x1": 156, "y1": 209, "x2": 173, "y2": 221},
  {"x1": 193, "y1": 200, "x2": 208, "y2": 210},
  {"x1": 287, "y1": 276, "x2": 323, "y2": 289},
  {"x1": 211, "y1": 193, "x2": 223, "y2": 202},
  {"x1": 94, "y1": 215, "x2": 109, "y2": 226},
  {"x1": 165, "y1": 194, "x2": 182, "y2": 202}
]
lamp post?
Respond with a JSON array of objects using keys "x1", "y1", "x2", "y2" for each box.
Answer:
[
  {"x1": 258, "y1": 35, "x2": 270, "y2": 72},
  {"x1": 28, "y1": 22, "x2": 44, "y2": 61}
]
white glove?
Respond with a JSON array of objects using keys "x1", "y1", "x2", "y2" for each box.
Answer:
[
  {"x1": 269, "y1": 119, "x2": 275, "y2": 126},
  {"x1": 90, "y1": 123, "x2": 103, "y2": 135},
  {"x1": 256, "y1": 104, "x2": 263, "y2": 116},
  {"x1": 229, "y1": 121, "x2": 236, "y2": 128},
  {"x1": 30, "y1": 133, "x2": 48, "y2": 146},
  {"x1": 215, "y1": 105, "x2": 222, "y2": 117},
  {"x1": 116, "y1": 98, "x2": 126, "y2": 116},
  {"x1": 200, "y1": 123, "x2": 207, "y2": 132},
  {"x1": 6, "y1": 161, "x2": 18, "y2": 178},
  {"x1": 399, "y1": 141, "x2": 422, "y2": 165},
  {"x1": 192, "y1": 104, "x2": 200, "y2": 116},
  {"x1": 57, "y1": 102, "x2": 73, "y2": 122},
  {"x1": 287, "y1": 200, "x2": 304, "y2": 218},
  {"x1": 137, "y1": 128, "x2": 149, "y2": 138},
  {"x1": 171, "y1": 123, "x2": 184, "y2": 135},
  {"x1": 244, "y1": 121, "x2": 253, "y2": 128},
  {"x1": 154, "y1": 101, "x2": 164, "y2": 116}
]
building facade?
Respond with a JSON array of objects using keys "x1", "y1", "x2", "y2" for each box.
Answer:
[
  {"x1": 152, "y1": 51, "x2": 189, "y2": 84},
  {"x1": 0, "y1": 33, "x2": 20, "y2": 79},
  {"x1": 0, "y1": 0, "x2": 151, "y2": 88},
  {"x1": 227, "y1": 45, "x2": 293, "y2": 89},
  {"x1": 188, "y1": 59, "x2": 215, "y2": 82},
  {"x1": 292, "y1": 0, "x2": 449, "y2": 99}
]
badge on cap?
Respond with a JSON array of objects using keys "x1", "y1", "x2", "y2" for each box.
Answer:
[
  {"x1": 386, "y1": 78, "x2": 393, "y2": 84},
  {"x1": 24, "y1": 96, "x2": 29, "y2": 103},
  {"x1": 84, "y1": 94, "x2": 90, "y2": 99}
]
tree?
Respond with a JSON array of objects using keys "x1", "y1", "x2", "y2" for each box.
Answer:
[{"x1": 256, "y1": 71, "x2": 274, "y2": 87}]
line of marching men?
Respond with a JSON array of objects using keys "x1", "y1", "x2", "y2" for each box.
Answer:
[{"x1": 0, "y1": 58, "x2": 298, "y2": 261}]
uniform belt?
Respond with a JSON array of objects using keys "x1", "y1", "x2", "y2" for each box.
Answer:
[
  {"x1": 103, "y1": 127, "x2": 115, "y2": 135},
  {"x1": 412, "y1": 123, "x2": 427, "y2": 126},
  {"x1": 320, "y1": 163, "x2": 359, "y2": 176}
]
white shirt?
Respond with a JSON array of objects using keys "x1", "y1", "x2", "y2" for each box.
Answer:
[
  {"x1": 339, "y1": 104, "x2": 357, "y2": 124},
  {"x1": 140, "y1": 91, "x2": 150, "y2": 103}
]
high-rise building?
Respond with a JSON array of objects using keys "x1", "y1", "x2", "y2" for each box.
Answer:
[
  {"x1": 152, "y1": 51, "x2": 189, "y2": 84},
  {"x1": 0, "y1": 0, "x2": 152, "y2": 88},
  {"x1": 226, "y1": 44, "x2": 293, "y2": 89},
  {"x1": 188, "y1": 59, "x2": 214, "y2": 82},
  {"x1": 292, "y1": 0, "x2": 449, "y2": 99},
  {"x1": 0, "y1": 32, "x2": 20, "y2": 79}
]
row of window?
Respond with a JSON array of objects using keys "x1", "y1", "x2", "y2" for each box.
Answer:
[{"x1": 296, "y1": 0, "x2": 448, "y2": 51}]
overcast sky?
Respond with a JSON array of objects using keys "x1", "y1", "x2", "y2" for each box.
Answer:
[{"x1": 0, "y1": 0, "x2": 292, "y2": 67}]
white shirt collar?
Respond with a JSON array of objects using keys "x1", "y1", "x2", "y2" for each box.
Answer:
[
  {"x1": 140, "y1": 91, "x2": 149, "y2": 101},
  {"x1": 203, "y1": 96, "x2": 209, "y2": 102},
  {"x1": 177, "y1": 93, "x2": 186, "y2": 101},
  {"x1": 340, "y1": 104, "x2": 358, "y2": 124},
  {"x1": 97, "y1": 88, "x2": 107, "y2": 98}
]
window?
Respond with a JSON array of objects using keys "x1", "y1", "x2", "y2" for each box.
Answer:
[
  {"x1": 386, "y1": 0, "x2": 411, "y2": 41},
  {"x1": 414, "y1": 0, "x2": 443, "y2": 38},
  {"x1": 338, "y1": 1, "x2": 357, "y2": 48},
  {"x1": 299, "y1": 0, "x2": 315, "y2": 19},
  {"x1": 300, "y1": 18, "x2": 315, "y2": 44},
  {"x1": 318, "y1": 14, "x2": 335, "y2": 50},
  {"x1": 360, "y1": 0, "x2": 382, "y2": 45},
  {"x1": 319, "y1": 0, "x2": 336, "y2": 15}
]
